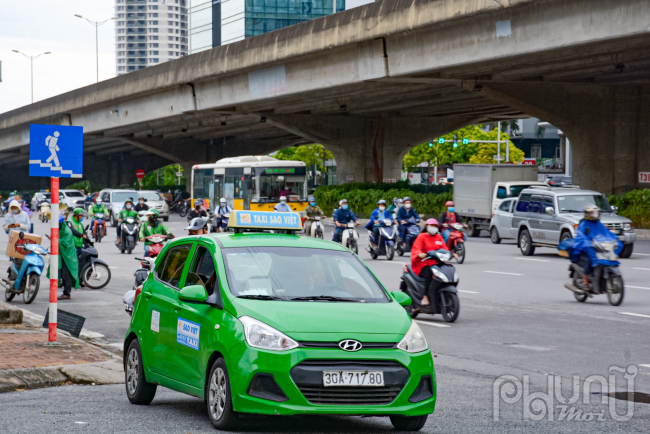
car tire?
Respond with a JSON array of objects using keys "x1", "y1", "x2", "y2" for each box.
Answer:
[
  {"x1": 560, "y1": 231, "x2": 573, "y2": 243},
  {"x1": 125, "y1": 339, "x2": 157, "y2": 405},
  {"x1": 206, "y1": 358, "x2": 240, "y2": 431},
  {"x1": 390, "y1": 415, "x2": 428, "y2": 431},
  {"x1": 111, "y1": 213, "x2": 118, "y2": 227},
  {"x1": 162, "y1": 216, "x2": 169, "y2": 222},
  {"x1": 466, "y1": 219, "x2": 479, "y2": 237},
  {"x1": 490, "y1": 227, "x2": 502, "y2": 244},
  {"x1": 619, "y1": 243, "x2": 633, "y2": 259},
  {"x1": 519, "y1": 230, "x2": 535, "y2": 256}
]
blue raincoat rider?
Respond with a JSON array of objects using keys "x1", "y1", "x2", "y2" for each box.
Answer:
[{"x1": 332, "y1": 199, "x2": 359, "y2": 243}]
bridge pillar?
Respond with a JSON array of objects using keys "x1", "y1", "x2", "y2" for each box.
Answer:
[
  {"x1": 269, "y1": 114, "x2": 472, "y2": 184},
  {"x1": 475, "y1": 82, "x2": 650, "y2": 194}
]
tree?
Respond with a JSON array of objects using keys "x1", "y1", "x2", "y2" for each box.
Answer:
[{"x1": 275, "y1": 144, "x2": 333, "y2": 172}]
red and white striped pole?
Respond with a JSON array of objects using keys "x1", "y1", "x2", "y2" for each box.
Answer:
[{"x1": 48, "y1": 177, "x2": 59, "y2": 342}]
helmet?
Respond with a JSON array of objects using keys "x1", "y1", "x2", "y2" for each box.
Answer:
[
  {"x1": 219, "y1": 197, "x2": 226, "y2": 203},
  {"x1": 446, "y1": 201, "x2": 455, "y2": 207},
  {"x1": 403, "y1": 196, "x2": 411, "y2": 202},
  {"x1": 147, "y1": 209, "x2": 160, "y2": 218},
  {"x1": 425, "y1": 218, "x2": 439, "y2": 227},
  {"x1": 96, "y1": 198, "x2": 102, "y2": 204},
  {"x1": 308, "y1": 196, "x2": 315, "y2": 202},
  {"x1": 124, "y1": 198, "x2": 134, "y2": 205},
  {"x1": 185, "y1": 217, "x2": 207, "y2": 231},
  {"x1": 279, "y1": 196, "x2": 287, "y2": 201},
  {"x1": 378, "y1": 199, "x2": 387, "y2": 205},
  {"x1": 73, "y1": 208, "x2": 85, "y2": 216},
  {"x1": 340, "y1": 198, "x2": 348, "y2": 204},
  {"x1": 195, "y1": 198, "x2": 203, "y2": 205},
  {"x1": 584, "y1": 204, "x2": 600, "y2": 221}
]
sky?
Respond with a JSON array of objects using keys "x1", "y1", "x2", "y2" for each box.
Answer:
[{"x1": 0, "y1": 0, "x2": 116, "y2": 114}]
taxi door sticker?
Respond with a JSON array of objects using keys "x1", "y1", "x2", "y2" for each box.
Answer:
[
  {"x1": 151, "y1": 310, "x2": 160, "y2": 332},
  {"x1": 177, "y1": 318, "x2": 200, "y2": 350}
]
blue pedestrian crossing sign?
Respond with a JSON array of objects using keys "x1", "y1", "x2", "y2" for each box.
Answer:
[{"x1": 29, "y1": 124, "x2": 83, "y2": 178}]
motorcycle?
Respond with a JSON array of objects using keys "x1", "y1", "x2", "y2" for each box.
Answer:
[
  {"x1": 39, "y1": 201, "x2": 51, "y2": 223},
  {"x1": 179, "y1": 199, "x2": 190, "y2": 218},
  {"x1": 92, "y1": 213, "x2": 107, "y2": 243},
  {"x1": 145, "y1": 233, "x2": 172, "y2": 257},
  {"x1": 561, "y1": 237, "x2": 624, "y2": 306},
  {"x1": 444, "y1": 223, "x2": 466, "y2": 264},
  {"x1": 215, "y1": 213, "x2": 230, "y2": 232},
  {"x1": 307, "y1": 216, "x2": 324, "y2": 239},
  {"x1": 396, "y1": 217, "x2": 421, "y2": 256},
  {"x1": 1, "y1": 233, "x2": 46, "y2": 304},
  {"x1": 340, "y1": 221, "x2": 359, "y2": 254},
  {"x1": 399, "y1": 249, "x2": 460, "y2": 323},
  {"x1": 124, "y1": 247, "x2": 160, "y2": 316},
  {"x1": 78, "y1": 227, "x2": 112, "y2": 289},
  {"x1": 117, "y1": 216, "x2": 139, "y2": 254},
  {"x1": 368, "y1": 218, "x2": 397, "y2": 260}
]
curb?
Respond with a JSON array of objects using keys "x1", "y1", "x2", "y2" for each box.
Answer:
[
  {"x1": 0, "y1": 302, "x2": 23, "y2": 325},
  {"x1": 635, "y1": 229, "x2": 649, "y2": 240}
]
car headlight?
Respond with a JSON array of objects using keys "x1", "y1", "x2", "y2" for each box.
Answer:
[
  {"x1": 623, "y1": 223, "x2": 632, "y2": 231},
  {"x1": 239, "y1": 316, "x2": 298, "y2": 351},
  {"x1": 431, "y1": 268, "x2": 449, "y2": 283},
  {"x1": 397, "y1": 321, "x2": 428, "y2": 353}
]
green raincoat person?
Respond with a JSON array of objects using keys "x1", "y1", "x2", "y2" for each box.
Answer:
[{"x1": 47, "y1": 216, "x2": 79, "y2": 300}]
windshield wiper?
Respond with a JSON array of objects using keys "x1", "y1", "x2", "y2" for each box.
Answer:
[
  {"x1": 290, "y1": 295, "x2": 361, "y2": 302},
  {"x1": 237, "y1": 294, "x2": 284, "y2": 300}
]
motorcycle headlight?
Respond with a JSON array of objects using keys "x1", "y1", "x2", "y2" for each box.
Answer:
[
  {"x1": 623, "y1": 223, "x2": 632, "y2": 231},
  {"x1": 397, "y1": 321, "x2": 428, "y2": 353},
  {"x1": 239, "y1": 316, "x2": 298, "y2": 351},
  {"x1": 431, "y1": 267, "x2": 449, "y2": 282}
]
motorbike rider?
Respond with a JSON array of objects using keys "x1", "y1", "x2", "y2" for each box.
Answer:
[
  {"x1": 67, "y1": 208, "x2": 87, "y2": 256},
  {"x1": 304, "y1": 197, "x2": 325, "y2": 235},
  {"x1": 411, "y1": 219, "x2": 455, "y2": 308},
  {"x1": 139, "y1": 209, "x2": 173, "y2": 256},
  {"x1": 50, "y1": 215, "x2": 79, "y2": 300},
  {"x1": 367, "y1": 200, "x2": 393, "y2": 248},
  {"x1": 134, "y1": 197, "x2": 149, "y2": 213},
  {"x1": 89, "y1": 198, "x2": 109, "y2": 236},
  {"x1": 84, "y1": 194, "x2": 94, "y2": 211},
  {"x1": 439, "y1": 201, "x2": 466, "y2": 244},
  {"x1": 18, "y1": 199, "x2": 33, "y2": 218},
  {"x1": 397, "y1": 197, "x2": 420, "y2": 248},
  {"x1": 116, "y1": 199, "x2": 139, "y2": 245},
  {"x1": 214, "y1": 198, "x2": 233, "y2": 229},
  {"x1": 3, "y1": 200, "x2": 31, "y2": 234},
  {"x1": 188, "y1": 199, "x2": 208, "y2": 220},
  {"x1": 274, "y1": 196, "x2": 292, "y2": 212},
  {"x1": 186, "y1": 217, "x2": 209, "y2": 235},
  {"x1": 332, "y1": 199, "x2": 359, "y2": 243}
]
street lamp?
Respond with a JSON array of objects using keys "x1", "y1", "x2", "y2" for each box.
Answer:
[
  {"x1": 75, "y1": 14, "x2": 116, "y2": 83},
  {"x1": 12, "y1": 50, "x2": 51, "y2": 103}
]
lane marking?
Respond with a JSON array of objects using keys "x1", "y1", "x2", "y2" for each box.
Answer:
[
  {"x1": 416, "y1": 320, "x2": 451, "y2": 328},
  {"x1": 633, "y1": 268, "x2": 650, "y2": 271},
  {"x1": 633, "y1": 253, "x2": 650, "y2": 256},
  {"x1": 484, "y1": 271, "x2": 523, "y2": 276},
  {"x1": 515, "y1": 258, "x2": 550, "y2": 262},
  {"x1": 627, "y1": 286, "x2": 650, "y2": 290},
  {"x1": 618, "y1": 312, "x2": 650, "y2": 319},
  {"x1": 458, "y1": 290, "x2": 479, "y2": 294},
  {"x1": 639, "y1": 364, "x2": 650, "y2": 368}
]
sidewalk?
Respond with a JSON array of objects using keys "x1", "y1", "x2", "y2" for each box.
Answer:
[{"x1": 0, "y1": 303, "x2": 124, "y2": 393}]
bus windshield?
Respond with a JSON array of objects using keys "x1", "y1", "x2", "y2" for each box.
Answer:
[{"x1": 253, "y1": 167, "x2": 307, "y2": 203}]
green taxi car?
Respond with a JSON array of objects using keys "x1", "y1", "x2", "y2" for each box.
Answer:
[{"x1": 124, "y1": 211, "x2": 436, "y2": 431}]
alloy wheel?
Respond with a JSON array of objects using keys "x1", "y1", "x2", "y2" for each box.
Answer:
[
  {"x1": 209, "y1": 367, "x2": 227, "y2": 421},
  {"x1": 126, "y1": 348, "x2": 139, "y2": 396}
]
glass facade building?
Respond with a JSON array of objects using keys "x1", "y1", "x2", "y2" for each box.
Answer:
[{"x1": 189, "y1": 0, "x2": 221, "y2": 53}]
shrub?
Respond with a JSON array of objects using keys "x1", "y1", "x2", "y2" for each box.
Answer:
[{"x1": 608, "y1": 189, "x2": 650, "y2": 229}]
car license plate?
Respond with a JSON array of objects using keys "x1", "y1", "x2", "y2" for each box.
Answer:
[{"x1": 323, "y1": 370, "x2": 384, "y2": 387}]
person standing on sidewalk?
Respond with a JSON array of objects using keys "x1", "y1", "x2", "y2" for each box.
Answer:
[
  {"x1": 67, "y1": 208, "x2": 86, "y2": 256},
  {"x1": 48, "y1": 216, "x2": 79, "y2": 300}
]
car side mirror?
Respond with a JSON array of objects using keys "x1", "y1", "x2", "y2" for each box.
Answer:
[
  {"x1": 611, "y1": 206, "x2": 618, "y2": 214},
  {"x1": 391, "y1": 291, "x2": 412, "y2": 307},
  {"x1": 179, "y1": 285, "x2": 209, "y2": 303},
  {"x1": 545, "y1": 207, "x2": 554, "y2": 215}
]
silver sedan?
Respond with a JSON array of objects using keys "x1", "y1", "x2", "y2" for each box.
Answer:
[{"x1": 489, "y1": 198, "x2": 517, "y2": 244}]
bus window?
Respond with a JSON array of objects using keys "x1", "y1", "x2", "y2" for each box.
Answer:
[{"x1": 253, "y1": 167, "x2": 307, "y2": 203}]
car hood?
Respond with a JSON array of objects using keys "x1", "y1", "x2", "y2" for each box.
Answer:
[
  {"x1": 231, "y1": 298, "x2": 410, "y2": 341},
  {"x1": 563, "y1": 213, "x2": 631, "y2": 224}
]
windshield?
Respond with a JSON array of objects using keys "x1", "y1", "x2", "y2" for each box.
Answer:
[
  {"x1": 112, "y1": 192, "x2": 137, "y2": 204},
  {"x1": 139, "y1": 192, "x2": 163, "y2": 201},
  {"x1": 558, "y1": 194, "x2": 611, "y2": 213},
  {"x1": 252, "y1": 167, "x2": 307, "y2": 203},
  {"x1": 510, "y1": 185, "x2": 539, "y2": 197},
  {"x1": 64, "y1": 191, "x2": 84, "y2": 197},
  {"x1": 222, "y1": 247, "x2": 389, "y2": 302}
]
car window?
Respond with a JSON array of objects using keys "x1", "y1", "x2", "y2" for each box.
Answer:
[
  {"x1": 139, "y1": 192, "x2": 163, "y2": 201},
  {"x1": 558, "y1": 194, "x2": 611, "y2": 214},
  {"x1": 185, "y1": 245, "x2": 217, "y2": 295},
  {"x1": 515, "y1": 194, "x2": 532, "y2": 213},
  {"x1": 528, "y1": 195, "x2": 545, "y2": 214},
  {"x1": 101, "y1": 192, "x2": 110, "y2": 202},
  {"x1": 157, "y1": 244, "x2": 192, "y2": 289},
  {"x1": 496, "y1": 186, "x2": 507, "y2": 199},
  {"x1": 112, "y1": 192, "x2": 137, "y2": 204},
  {"x1": 498, "y1": 200, "x2": 511, "y2": 212},
  {"x1": 65, "y1": 191, "x2": 84, "y2": 198},
  {"x1": 541, "y1": 196, "x2": 555, "y2": 213}
]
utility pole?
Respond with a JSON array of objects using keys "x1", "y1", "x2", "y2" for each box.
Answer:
[
  {"x1": 12, "y1": 50, "x2": 51, "y2": 103},
  {"x1": 75, "y1": 15, "x2": 115, "y2": 83}
]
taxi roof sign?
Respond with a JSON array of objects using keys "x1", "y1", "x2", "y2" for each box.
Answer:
[{"x1": 227, "y1": 210, "x2": 303, "y2": 232}]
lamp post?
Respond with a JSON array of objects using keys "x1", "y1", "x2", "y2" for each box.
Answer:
[
  {"x1": 12, "y1": 50, "x2": 51, "y2": 103},
  {"x1": 75, "y1": 15, "x2": 115, "y2": 83}
]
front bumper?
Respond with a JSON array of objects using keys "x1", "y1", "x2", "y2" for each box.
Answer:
[
  {"x1": 226, "y1": 344, "x2": 436, "y2": 416},
  {"x1": 619, "y1": 231, "x2": 636, "y2": 244}
]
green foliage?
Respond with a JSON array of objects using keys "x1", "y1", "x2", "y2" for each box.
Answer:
[
  {"x1": 275, "y1": 144, "x2": 333, "y2": 172},
  {"x1": 607, "y1": 189, "x2": 650, "y2": 229},
  {"x1": 138, "y1": 165, "x2": 186, "y2": 190},
  {"x1": 65, "y1": 180, "x2": 104, "y2": 193}
]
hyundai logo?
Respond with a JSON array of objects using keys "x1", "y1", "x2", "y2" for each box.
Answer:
[{"x1": 339, "y1": 340, "x2": 362, "y2": 352}]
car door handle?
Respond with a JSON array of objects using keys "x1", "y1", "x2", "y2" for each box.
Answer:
[{"x1": 143, "y1": 292, "x2": 151, "y2": 300}]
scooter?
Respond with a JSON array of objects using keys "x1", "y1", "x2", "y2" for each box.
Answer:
[
  {"x1": 368, "y1": 219, "x2": 397, "y2": 260},
  {"x1": 92, "y1": 213, "x2": 107, "y2": 243},
  {"x1": 117, "y1": 217, "x2": 139, "y2": 254},
  {"x1": 215, "y1": 213, "x2": 230, "y2": 232},
  {"x1": 39, "y1": 201, "x2": 51, "y2": 223},
  {"x1": 444, "y1": 223, "x2": 466, "y2": 264},
  {"x1": 560, "y1": 237, "x2": 624, "y2": 306},
  {"x1": 399, "y1": 249, "x2": 460, "y2": 323},
  {"x1": 1, "y1": 232, "x2": 47, "y2": 304},
  {"x1": 145, "y1": 233, "x2": 172, "y2": 257},
  {"x1": 396, "y1": 217, "x2": 421, "y2": 256},
  {"x1": 340, "y1": 222, "x2": 359, "y2": 254},
  {"x1": 307, "y1": 216, "x2": 324, "y2": 239},
  {"x1": 124, "y1": 254, "x2": 158, "y2": 316},
  {"x1": 78, "y1": 228, "x2": 112, "y2": 289}
]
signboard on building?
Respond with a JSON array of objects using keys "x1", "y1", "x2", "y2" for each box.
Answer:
[
  {"x1": 639, "y1": 172, "x2": 650, "y2": 183},
  {"x1": 523, "y1": 159, "x2": 536, "y2": 166},
  {"x1": 383, "y1": 178, "x2": 397, "y2": 183}
]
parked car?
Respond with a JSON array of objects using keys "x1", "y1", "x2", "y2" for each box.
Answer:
[
  {"x1": 545, "y1": 175, "x2": 572, "y2": 186},
  {"x1": 96, "y1": 189, "x2": 138, "y2": 227},
  {"x1": 138, "y1": 190, "x2": 170, "y2": 221},
  {"x1": 512, "y1": 186, "x2": 636, "y2": 258},
  {"x1": 489, "y1": 198, "x2": 518, "y2": 244},
  {"x1": 60, "y1": 189, "x2": 86, "y2": 211}
]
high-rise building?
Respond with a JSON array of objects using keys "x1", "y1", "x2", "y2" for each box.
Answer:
[
  {"x1": 189, "y1": 0, "x2": 221, "y2": 53},
  {"x1": 115, "y1": 0, "x2": 189, "y2": 76}
]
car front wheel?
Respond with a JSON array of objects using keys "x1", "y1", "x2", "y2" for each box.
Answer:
[
  {"x1": 207, "y1": 358, "x2": 240, "y2": 430},
  {"x1": 390, "y1": 414, "x2": 428, "y2": 431}
]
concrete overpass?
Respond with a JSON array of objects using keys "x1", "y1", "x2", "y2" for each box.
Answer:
[{"x1": 1, "y1": 0, "x2": 649, "y2": 193}]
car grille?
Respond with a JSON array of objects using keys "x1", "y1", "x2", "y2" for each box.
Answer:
[
  {"x1": 299, "y1": 341, "x2": 396, "y2": 349},
  {"x1": 290, "y1": 360, "x2": 408, "y2": 406},
  {"x1": 605, "y1": 223, "x2": 623, "y2": 233}
]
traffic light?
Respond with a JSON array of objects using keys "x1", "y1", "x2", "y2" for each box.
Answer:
[
  {"x1": 438, "y1": 137, "x2": 445, "y2": 144},
  {"x1": 462, "y1": 138, "x2": 469, "y2": 145},
  {"x1": 453, "y1": 134, "x2": 458, "y2": 148},
  {"x1": 428, "y1": 141, "x2": 433, "y2": 148}
]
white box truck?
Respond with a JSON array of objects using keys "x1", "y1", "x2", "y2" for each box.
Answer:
[{"x1": 453, "y1": 164, "x2": 545, "y2": 237}]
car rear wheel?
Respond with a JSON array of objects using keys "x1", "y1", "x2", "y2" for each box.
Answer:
[
  {"x1": 490, "y1": 227, "x2": 501, "y2": 244},
  {"x1": 125, "y1": 339, "x2": 157, "y2": 405},
  {"x1": 207, "y1": 358, "x2": 240, "y2": 430},
  {"x1": 390, "y1": 415, "x2": 428, "y2": 431},
  {"x1": 519, "y1": 230, "x2": 535, "y2": 256}
]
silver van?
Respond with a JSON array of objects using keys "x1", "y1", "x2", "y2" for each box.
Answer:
[{"x1": 512, "y1": 186, "x2": 636, "y2": 258}]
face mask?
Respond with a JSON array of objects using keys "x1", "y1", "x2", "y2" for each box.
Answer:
[
  {"x1": 11, "y1": 209, "x2": 19, "y2": 215},
  {"x1": 342, "y1": 204, "x2": 349, "y2": 210},
  {"x1": 427, "y1": 226, "x2": 439, "y2": 235},
  {"x1": 281, "y1": 200, "x2": 286, "y2": 205},
  {"x1": 126, "y1": 205, "x2": 132, "y2": 210},
  {"x1": 220, "y1": 202, "x2": 226, "y2": 206},
  {"x1": 379, "y1": 206, "x2": 385, "y2": 211},
  {"x1": 78, "y1": 217, "x2": 84, "y2": 223},
  {"x1": 448, "y1": 207, "x2": 455, "y2": 213},
  {"x1": 309, "y1": 202, "x2": 316, "y2": 207},
  {"x1": 139, "y1": 201, "x2": 144, "y2": 205},
  {"x1": 405, "y1": 203, "x2": 411, "y2": 209}
]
